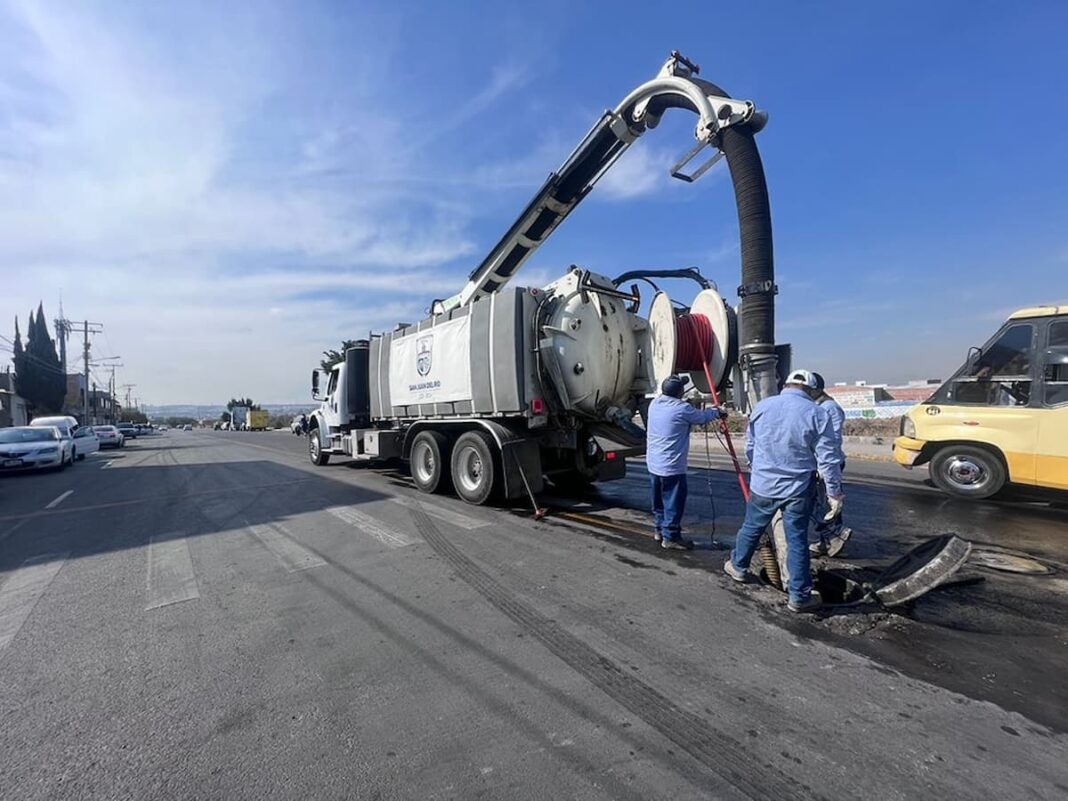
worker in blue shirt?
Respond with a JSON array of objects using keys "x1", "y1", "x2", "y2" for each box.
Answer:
[
  {"x1": 646, "y1": 375, "x2": 724, "y2": 550},
  {"x1": 810, "y1": 372, "x2": 851, "y2": 557},
  {"x1": 723, "y1": 369, "x2": 843, "y2": 612}
]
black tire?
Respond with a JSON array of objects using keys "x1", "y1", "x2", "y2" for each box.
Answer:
[
  {"x1": 929, "y1": 445, "x2": 1006, "y2": 500},
  {"x1": 450, "y1": 430, "x2": 498, "y2": 505},
  {"x1": 410, "y1": 430, "x2": 451, "y2": 494},
  {"x1": 308, "y1": 428, "x2": 331, "y2": 466}
]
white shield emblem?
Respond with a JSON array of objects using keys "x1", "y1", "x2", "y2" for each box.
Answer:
[{"x1": 416, "y1": 336, "x2": 433, "y2": 377}]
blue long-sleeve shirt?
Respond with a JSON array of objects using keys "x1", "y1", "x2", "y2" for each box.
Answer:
[
  {"x1": 646, "y1": 395, "x2": 720, "y2": 476},
  {"x1": 745, "y1": 388, "x2": 843, "y2": 498},
  {"x1": 818, "y1": 394, "x2": 846, "y2": 465}
]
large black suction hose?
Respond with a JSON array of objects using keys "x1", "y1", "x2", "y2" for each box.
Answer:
[{"x1": 642, "y1": 80, "x2": 779, "y2": 403}]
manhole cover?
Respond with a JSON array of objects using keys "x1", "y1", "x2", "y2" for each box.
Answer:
[{"x1": 969, "y1": 550, "x2": 1053, "y2": 575}]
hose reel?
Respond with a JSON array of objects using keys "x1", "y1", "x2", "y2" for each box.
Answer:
[{"x1": 649, "y1": 288, "x2": 737, "y2": 394}]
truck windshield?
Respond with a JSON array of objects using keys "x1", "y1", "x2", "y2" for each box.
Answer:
[{"x1": 928, "y1": 322, "x2": 1034, "y2": 407}]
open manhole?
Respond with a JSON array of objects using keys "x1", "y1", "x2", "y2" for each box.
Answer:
[{"x1": 968, "y1": 549, "x2": 1054, "y2": 575}]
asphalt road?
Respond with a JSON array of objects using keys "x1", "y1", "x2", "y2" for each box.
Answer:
[{"x1": 1, "y1": 430, "x2": 1066, "y2": 800}]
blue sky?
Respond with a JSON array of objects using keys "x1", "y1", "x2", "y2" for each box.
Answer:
[{"x1": 1, "y1": 0, "x2": 1065, "y2": 403}]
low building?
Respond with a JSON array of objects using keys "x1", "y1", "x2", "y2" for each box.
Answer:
[{"x1": 0, "y1": 372, "x2": 29, "y2": 427}]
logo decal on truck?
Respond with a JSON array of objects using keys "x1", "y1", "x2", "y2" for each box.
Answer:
[{"x1": 416, "y1": 336, "x2": 433, "y2": 377}]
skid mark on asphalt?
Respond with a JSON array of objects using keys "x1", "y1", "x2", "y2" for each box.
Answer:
[
  {"x1": 327, "y1": 505, "x2": 417, "y2": 548},
  {"x1": 407, "y1": 505, "x2": 818, "y2": 801},
  {"x1": 0, "y1": 553, "x2": 69, "y2": 651},
  {"x1": 389, "y1": 495, "x2": 491, "y2": 530},
  {"x1": 146, "y1": 534, "x2": 200, "y2": 610},
  {"x1": 247, "y1": 521, "x2": 327, "y2": 572}
]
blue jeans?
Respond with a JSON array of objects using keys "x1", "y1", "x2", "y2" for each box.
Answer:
[
  {"x1": 650, "y1": 473, "x2": 688, "y2": 541},
  {"x1": 730, "y1": 486, "x2": 816, "y2": 603}
]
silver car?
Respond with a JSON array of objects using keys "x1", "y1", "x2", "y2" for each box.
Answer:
[{"x1": 0, "y1": 426, "x2": 68, "y2": 472}]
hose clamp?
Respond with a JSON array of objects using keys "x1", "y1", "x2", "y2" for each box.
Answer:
[{"x1": 737, "y1": 280, "x2": 778, "y2": 299}]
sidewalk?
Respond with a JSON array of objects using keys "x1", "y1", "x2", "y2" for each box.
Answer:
[{"x1": 689, "y1": 431, "x2": 895, "y2": 463}]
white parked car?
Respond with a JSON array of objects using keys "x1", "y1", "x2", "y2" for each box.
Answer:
[
  {"x1": 71, "y1": 425, "x2": 100, "y2": 459},
  {"x1": 30, "y1": 415, "x2": 80, "y2": 431},
  {"x1": 0, "y1": 426, "x2": 68, "y2": 472},
  {"x1": 92, "y1": 425, "x2": 125, "y2": 448}
]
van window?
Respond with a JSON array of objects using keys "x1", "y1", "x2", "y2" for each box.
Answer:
[
  {"x1": 932, "y1": 323, "x2": 1034, "y2": 406},
  {"x1": 1045, "y1": 322, "x2": 1068, "y2": 407}
]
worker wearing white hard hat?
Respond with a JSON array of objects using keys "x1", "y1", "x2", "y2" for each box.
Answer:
[{"x1": 723, "y1": 368, "x2": 843, "y2": 612}]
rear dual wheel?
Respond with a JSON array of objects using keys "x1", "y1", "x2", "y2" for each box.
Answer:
[
  {"x1": 450, "y1": 431, "x2": 497, "y2": 505},
  {"x1": 410, "y1": 431, "x2": 451, "y2": 494},
  {"x1": 410, "y1": 429, "x2": 499, "y2": 505}
]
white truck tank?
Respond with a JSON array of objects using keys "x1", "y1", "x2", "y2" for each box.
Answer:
[{"x1": 539, "y1": 270, "x2": 646, "y2": 418}]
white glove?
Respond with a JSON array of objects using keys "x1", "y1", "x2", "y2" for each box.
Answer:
[{"x1": 824, "y1": 495, "x2": 844, "y2": 521}]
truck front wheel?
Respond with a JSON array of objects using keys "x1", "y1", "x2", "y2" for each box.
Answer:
[
  {"x1": 410, "y1": 431, "x2": 451, "y2": 494},
  {"x1": 929, "y1": 445, "x2": 1005, "y2": 499},
  {"x1": 451, "y1": 431, "x2": 497, "y2": 505},
  {"x1": 309, "y1": 429, "x2": 331, "y2": 466}
]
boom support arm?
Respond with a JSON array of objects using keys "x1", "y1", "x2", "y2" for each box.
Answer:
[{"x1": 435, "y1": 52, "x2": 760, "y2": 313}]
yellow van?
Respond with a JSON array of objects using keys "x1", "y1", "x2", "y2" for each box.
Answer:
[{"x1": 893, "y1": 306, "x2": 1068, "y2": 498}]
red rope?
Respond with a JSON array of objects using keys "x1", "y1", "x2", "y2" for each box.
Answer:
[{"x1": 675, "y1": 313, "x2": 751, "y2": 502}]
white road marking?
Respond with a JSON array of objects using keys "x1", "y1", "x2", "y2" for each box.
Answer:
[
  {"x1": 327, "y1": 506, "x2": 417, "y2": 549},
  {"x1": 389, "y1": 495, "x2": 491, "y2": 531},
  {"x1": 247, "y1": 522, "x2": 326, "y2": 572},
  {"x1": 45, "y1": 490, "x2": 73, "y2": 509},
  {"x1": 100, "y1": 460, "x2": 114, "y2": 469},
  {"x1": 146, "y1": 534, "x2": 200, "y2": 610},
  {"x1": 0, "y1": 553, "x2": 69, "y2": 650}
]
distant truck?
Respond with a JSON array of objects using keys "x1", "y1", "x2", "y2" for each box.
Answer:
[
  {"x1": 229, "y1": 406, "x2": 268, "y2": 431},
  {"x1": 246, "y1": 410, "x2": 269, "y2": 431}
]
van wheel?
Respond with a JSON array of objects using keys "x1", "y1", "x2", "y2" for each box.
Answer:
[
  {"x1": 410, "y1": 431, "x2": 451, "y2": 494},
  {"x1": 930, "y1": 446, "x2": 1006, "y2": 499},
  {"x1": 309, "y1": 429, "x2": 331, "y2": 466},
  {"x1": 451, "y1": 431, "x2": 497, "y2": 505}
]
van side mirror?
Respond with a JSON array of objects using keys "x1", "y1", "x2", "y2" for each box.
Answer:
[
  {"x1": 966, "y1": 345, "x2": 982, "y2": 369},
  {"x1": 312, "y1": 369, "x2": 323, "y2": 400}
]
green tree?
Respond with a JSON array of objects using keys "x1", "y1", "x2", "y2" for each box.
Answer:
[
  {"x1": 321, "y1": 340, "x2": 358, "y2": 371},
  {"x1": 124, "y1": 408, "x2": 148, "y2": 424},
  {"x1": 226, "y1": 396, "x2": 261, "y2": 411},
  {"x1": 13, "y1": 304, "x2": 66, "y2": 415}
]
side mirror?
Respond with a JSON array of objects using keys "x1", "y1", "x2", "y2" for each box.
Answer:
[
  {"x1": 312, "y1": 369, "x2": 323, "y2": 400},
  {"x1": 966, "y1": 345, "x2": 982, "y2": 369}
]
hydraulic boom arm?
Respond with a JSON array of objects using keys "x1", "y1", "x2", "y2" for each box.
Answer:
[{"x1": 435, "y1": 52, "x2": 762, "y2": 313}]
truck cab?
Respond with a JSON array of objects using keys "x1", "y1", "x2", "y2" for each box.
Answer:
[{"x1": 893, "y1": 306, "x2": 1068, "y2": 498}]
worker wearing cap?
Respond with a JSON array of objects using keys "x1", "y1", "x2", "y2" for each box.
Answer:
[
  {"x1": 724, "y1": 369, "x2": 843, "y2": 612},
  {"x1": 646, "y1": 374, "x2": 724, "y2": 550},
  {"x1": 810, "y1": 372, "x2": 850, "y2": 556}
]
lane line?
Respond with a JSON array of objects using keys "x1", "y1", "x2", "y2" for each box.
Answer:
[
  {"x1": 327, "y1": 505, "x2": 417, "y2": 549},
  {"x1": 247, "y1": 522, "x2": 327, "y2": 572},
  {"x1": 45, "y1": 490, "x2": 74, "y2": 509},
  {"x1": 0, "y1": 553, "x2": 69, "y2": 651},
  {"x1": 146, "y1": 534, "x2": 200, "y2": 610},
  {"x1": 389, "y1": 495, "x2": 491, "y2": 531}
]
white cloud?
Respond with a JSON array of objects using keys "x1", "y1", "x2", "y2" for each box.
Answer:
[{"x1": 0, "y1": 3, "x2": 525, "y2": 402}]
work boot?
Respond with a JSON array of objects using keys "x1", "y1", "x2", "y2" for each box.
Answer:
[
  {"x1": 723, "y1": 559, "x2": 749, "y2": 583},
  {"x1": 787, "y1": 592, "x2": 823, "y2": 613},
  {"x1": 653, "y1": 531, "x2": 663, "y2": 543},
  {"x1": 808, "y1": 539, "x2": 829, "y2": 557},
  {"x1": 661, "y1": 538, "x2": 694, "y2": 551}
]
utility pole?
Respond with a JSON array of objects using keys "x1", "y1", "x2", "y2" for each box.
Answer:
[
  {"x1": 121, "y1": 384, "x2": 136, "y2": 416},
  {"x1": 71, "y1": 320, "x2": 104, "y2": 423}
]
